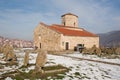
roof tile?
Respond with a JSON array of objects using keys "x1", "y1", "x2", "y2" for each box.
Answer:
[{"x1": 49, "y1": 25, "x2": 98, "y2": 37}]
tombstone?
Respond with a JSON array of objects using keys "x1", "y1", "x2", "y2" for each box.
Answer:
[
  {"x1": 0, "y1": 46, "x2": 4, "y2": 54},
  {"x1": 6, "y1": 50, "x2": 17, "y2": 61},
  {"x1": 23, "y1": 51, "x2": 29, "y2": 66},
  {"x1": 3, "y1": 44, "x2": 17, "y2": 62},
  {"x1": 0, "y1": 46, "x2": 2, "y2": 53},
  {"x1": 115, "y1": 47, "x2": 120, "y2": 54},
  {"x1": 35, "y1": 50, "x2": 47, "y2": 73},
  {"x1": 3, "y1": 45, "x2": 9, "y2": 56}
]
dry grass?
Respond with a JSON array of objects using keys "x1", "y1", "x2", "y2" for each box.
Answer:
[{"x1": 1, "y1": 65, "x2": 69, "y2": 80}]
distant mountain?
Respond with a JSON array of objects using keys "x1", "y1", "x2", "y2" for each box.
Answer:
[{"x1": 98, "y1": 30, "x2": 120, "y2": 47}]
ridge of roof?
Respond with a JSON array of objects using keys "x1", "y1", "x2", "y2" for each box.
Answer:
[
  {"x1": 52, "y1": 24, "x2": 84, "y2": 29},
  {"x1": 61, "y1": 13, "x2": 78, "y2": 17}
]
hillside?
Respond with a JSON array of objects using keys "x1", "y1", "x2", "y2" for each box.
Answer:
[
  {"x1": 0, "y1": 36, "x2": 33, "y2": 48},
  {"x1": 98, "y1": 30, "x2": 120, "y2": 47}
]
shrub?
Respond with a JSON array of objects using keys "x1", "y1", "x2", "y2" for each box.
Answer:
[
  {"x1": 89, "y1": 45, "x2": 101, "y2": 54},
  {"x1": 82, "y1": 47, "x2": 89, "y2": 54}
]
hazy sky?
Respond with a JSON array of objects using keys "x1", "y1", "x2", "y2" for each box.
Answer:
[{"x1": 0, "y1": 0, "x2": 120, "y2": 40}]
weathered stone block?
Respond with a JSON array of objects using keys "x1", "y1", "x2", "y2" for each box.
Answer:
[{"x1": 35, "y1": 50, "x2": 47, "y2": 73}]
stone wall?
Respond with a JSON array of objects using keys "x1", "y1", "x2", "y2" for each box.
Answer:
[
  {"x1": 61, "y1": 35, "x2": 99, "y2": 50},
  {"x1": 34, "y1": 23, "x2": 62, "y2": 51}
]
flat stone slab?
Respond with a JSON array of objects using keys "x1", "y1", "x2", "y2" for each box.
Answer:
[{"x1": 44, "y1": 68, "x2": 67, "y2": 74}]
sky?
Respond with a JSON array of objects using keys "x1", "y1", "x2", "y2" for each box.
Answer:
[{"x1": 0, "y1": 0, "x2": 120, "y2": 40}]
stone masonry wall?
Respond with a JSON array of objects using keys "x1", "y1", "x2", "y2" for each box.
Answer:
[
  {"x1": 34, "y1": 24, "x2": 62, "y2": 51},
  {"x1": 34, "y1": 25, "x2": 41, "y2": 48},
  {"x1": 61, "y1": 35, "x2": 99, "y2": 50}
]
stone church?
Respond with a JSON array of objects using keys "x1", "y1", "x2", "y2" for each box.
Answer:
[{"x1": 34, "y1": 13, "x2": 99, "y2": 51}]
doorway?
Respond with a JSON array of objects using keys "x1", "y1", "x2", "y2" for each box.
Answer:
[{"x1": 65, "y1": 42, "x2": 69, "y2": 50}]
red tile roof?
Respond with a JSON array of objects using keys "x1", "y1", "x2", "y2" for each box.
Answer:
[{"x1": 49, "y1": 24, "x2": 98, "y2": 37}]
